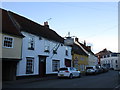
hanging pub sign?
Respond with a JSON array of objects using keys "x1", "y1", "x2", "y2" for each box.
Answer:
[{"x1": 64, "y1": 37, "x2": 74, "y2": 46}]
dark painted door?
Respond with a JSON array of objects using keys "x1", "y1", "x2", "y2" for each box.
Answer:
[
  {"x1": 65, "y1": 59, "x2": 71, "y2": 67},
  {"x1": 39, "y1": 56, "x2": 46, "y2": 77},
  {"x1": 2, "y1": 61, "x2": 17, "y2": 81}
]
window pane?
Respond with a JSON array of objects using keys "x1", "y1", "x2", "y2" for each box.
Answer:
[
  {"x1": 3, "y1": 36, "x2": 13, "y2": 48},
  {"x1": 28, "y1": 36, "x2": 34, "y2": 50},
  {"x1": 26, "y1": 57, "x2": 34, "y2": 74},
  {"x1": 52, "y1": 60, "x2": 60, "y2": 72}
]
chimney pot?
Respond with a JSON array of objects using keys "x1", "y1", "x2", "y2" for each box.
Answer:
[
  {"x1": 84, "y1": 40, "x2": 86, "y2": 46},
  {"x1": 87, "y1": 46, "x2": 91, "y2": 50},
  {"x1": 44, "y1": 21, "x2": 49, "y2": 28},
  {"x1": 75, "y1": 38, "x2": 79, "y2": 42},
  {"x1": 44, "y1": 21, "x2": 48, "y2": 25}
]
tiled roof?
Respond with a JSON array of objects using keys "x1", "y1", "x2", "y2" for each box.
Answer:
[
  {"x1": 8, "y1": 10, "x2": 64, "y2": 43},
  {"x1": 80, "y1": 42, "x2": 95, "y2": 56},
  {"x1": 2, "y1": 9, "x2": 24, "y2": 37},
  {"x1": 95, "y1": 48, "x2": 112, "y2": 58},
  {"x1": 72, "y1": 43, "x2": 88, "y2": 56}
]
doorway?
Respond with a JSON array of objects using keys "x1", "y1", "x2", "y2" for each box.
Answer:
[
  {"x1": 39, "y1": 56, "x2": 46, "y2": 77},
  {"x1": 65, "y1": 59, "x2": 71, "y2": 67}
]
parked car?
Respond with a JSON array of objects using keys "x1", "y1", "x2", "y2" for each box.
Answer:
[
  {"x1": 96, "y1": 66, "x2": 103, "y2": 74},
  {"x1": 58, "y1": 67, "x2": 81, "y2": 79},
  {"x1": 118, "y1": 71, "x2": 120, "y2": 76},
  {"x1": 85, "y1": 66, "x2": 98, "y2": 75},
  {"x1": 101, "y1": 66, "x2": 109, "y2": 73}
]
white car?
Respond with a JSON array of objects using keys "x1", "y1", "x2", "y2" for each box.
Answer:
[
  {"x1": 85, "y1": 66, "x2": 98, "y2": 75},
  {"x1": 58, "y1": 67, "x2": 81, "y2": 79}
]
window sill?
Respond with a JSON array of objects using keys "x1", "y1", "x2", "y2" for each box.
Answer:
[
  {"x1": 28, "y1": 48, "x2": 34, "y2": 50},
  {"x1": 44, "y1": 50, "x2": 50, "y2": 53}
]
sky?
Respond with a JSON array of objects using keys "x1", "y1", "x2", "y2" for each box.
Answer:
[{"x1": 1, "y1": 2, "x2": 118, "y2": 53}]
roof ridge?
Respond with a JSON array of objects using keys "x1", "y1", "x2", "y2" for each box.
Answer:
[{"x1": 8, "y1": 9, "x2": 64, "y2": 43}]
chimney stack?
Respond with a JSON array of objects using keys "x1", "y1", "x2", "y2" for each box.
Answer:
[
  {"x1": 75, "y1": 37, "x2": 79, "y2": 42},
  {"x1": 87, "y1": 46, "x2": 91, "y2": 50},
  {"x1": 44, "y1": 21, "x2": 49, "y2": 28},
  {"x1": 84, "y1": 40, "x2": 86, "y2": 46}
]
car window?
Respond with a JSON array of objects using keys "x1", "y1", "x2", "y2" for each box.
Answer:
[
  {"x1": 59, "y1": 68, "x2": 68, "y2": 71},
  {"x1": 70, "y1": 67, "x2": 73, "y2": 70},
  {"x1": 86, "y1": 67, "x2": 93, "y2": 69},
  {"x1": 73, "y1": 68, "x2": 77, "y2": 71}
]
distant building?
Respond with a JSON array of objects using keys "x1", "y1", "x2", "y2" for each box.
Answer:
[
  {"x1": 101, "y1": 53, "x2": 120, "y2": 70},
  {"x1": 96, "y1": 48, "x2": 120, "y2": 70},
  {"x1": 95, "y1": 48, "x2": 112, "y2": 65},
  {"x1": 71, "y1": 37, "x2": 98, "y2": 73},
  {"x1": 80, "y1": 41, "x2": 98, "y2": 67}
]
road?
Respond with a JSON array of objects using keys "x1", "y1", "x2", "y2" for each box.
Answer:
[{"x1": 2, "y1": 70, "x2": 120, "y2": 88}]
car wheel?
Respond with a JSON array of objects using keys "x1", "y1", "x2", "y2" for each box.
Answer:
[
  {"x1": 69, "y1": 74, "x2": 73, "y2": 79},
  {"x1": 93, "y1": 72, "x2": 96, "y2": 75},
  {"x1": 58, "y1": 77, "x2": 61, "y2": 79},
  {"x1": 78, "y1": 73, "x2": 81, "y2": 78}
]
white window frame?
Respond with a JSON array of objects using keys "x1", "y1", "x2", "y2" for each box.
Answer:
[
  {"x1": 28, "y1": 36, "x2": 35, "y2": 50},
  {"x1": 26, "y1": 57, "x2": 34, "y2": 74},
  {"x1": 52, "y1": 60, "x2": 60, "y2": 72},
  {"x1": 3, "y1": 36, "x2": 14, "y2": 48},
  {"x1": 44, "y1": 40, "x2": 50, "y2": 52},
  {"x1": 65, "y1": 47, "x2": 69, "y2": 56}
]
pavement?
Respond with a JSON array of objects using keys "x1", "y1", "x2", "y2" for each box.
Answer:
[
  {"x1": 2, "y1": 72, "x2": 120, "y2": 89},
  {"x1": 2, "y1": 75, "x2": 58, "y2": 85},
  {"x1": 2, "y1": 73, "x2": 86, "y2": 85}
]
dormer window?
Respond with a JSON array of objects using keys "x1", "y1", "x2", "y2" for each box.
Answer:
[{"x1": 28, "y1": 36, "x2": 35, "y2": 50}]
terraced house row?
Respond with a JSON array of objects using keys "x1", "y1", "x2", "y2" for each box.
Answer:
[{"x1": 1, "y1": 9, "x2": 98, "y2": 81}]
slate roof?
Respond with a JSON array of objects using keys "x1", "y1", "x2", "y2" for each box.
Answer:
[
  {"x1": 2, "y1": 9, "x2": 24, "y2": 37},
  {"x1": 80, "y1": 42, "x2": 95, "y2": 56},
  {"x1": 72, "y1": 43, "x2": 88, "y2": 56},
  {"x1": 95, "y1": 48, "x2": 112, "y2": 58},
  {"x1": 8, "y1": 10, "x2": 64, "y2": 43}
]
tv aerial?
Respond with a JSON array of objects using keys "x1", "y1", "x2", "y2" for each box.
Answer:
[{"x1": 47, "y1": 18, "x2": 52, "y2": 22}]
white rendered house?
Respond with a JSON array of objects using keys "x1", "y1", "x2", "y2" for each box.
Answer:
[
  {"x1": 101, "y1": 53, "x2": 120, "y2": 70},
  {"x1": 88, "y1": 53, "x2": 98, "y2": 67},
  {"x1": 9, "y1": 11, "x2": 72, "y2": 78},
  {"x1": 16, "y1": 31, "x2": 72, "y2": 77}
]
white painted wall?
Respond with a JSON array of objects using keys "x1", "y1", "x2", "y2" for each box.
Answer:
[
  {"x1": 101, "y1": 55, "x2": 120, "y2": 70},
  {"x1": 88, "y1": 53, "x2": 98, "y2": 66},
  {"x1": 17, "y1": 31, "x2": 72, "y2": 76}
]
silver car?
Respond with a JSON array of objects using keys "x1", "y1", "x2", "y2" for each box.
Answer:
[
  {"x1": 85, "y1": 66, "x2": 98, "y2": 75},
  {"x1": 58, "y1": 67, "x2": 81, "y2": 79}
]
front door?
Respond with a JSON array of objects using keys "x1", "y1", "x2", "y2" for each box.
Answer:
[
  {"x1": 65, "y1": 59, "x2": 71, "y2": 67},
  {"x1": 39, "y1": 56, "x2": 46, "y2": 77}
]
